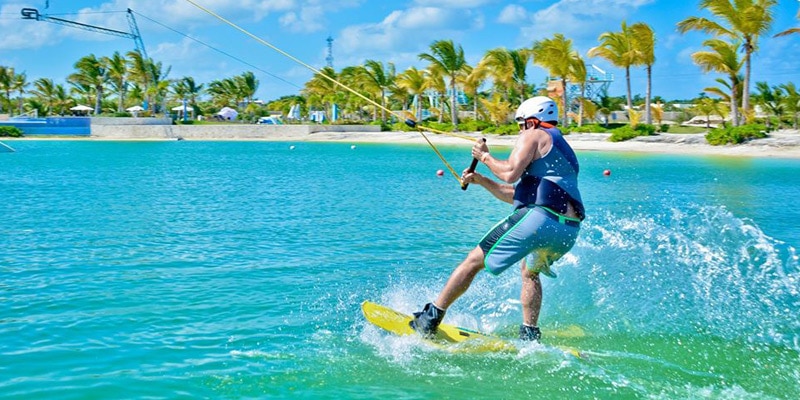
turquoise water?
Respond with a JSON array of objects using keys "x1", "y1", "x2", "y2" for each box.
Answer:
[{"x1": 2, "y1": 140, "x2": 799, "y2": 399}]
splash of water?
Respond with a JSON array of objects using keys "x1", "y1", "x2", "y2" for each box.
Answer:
[{"x1": 555, "y1": 203, "x2": 799, "y2": 348}]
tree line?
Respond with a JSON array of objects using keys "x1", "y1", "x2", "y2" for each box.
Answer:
[{"x1": 0, "y1": 0, "x2": 797, "y2": 129}]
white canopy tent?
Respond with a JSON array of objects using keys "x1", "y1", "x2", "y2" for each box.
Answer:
[
  {"x1": 126, "y1": 105, "x2": 144, "y2": 117},
  {"x1": 216, "y1": 107, "x2": 238, "y2": 121},
  {"x1": 69, "y1": 105, "x2": 93, "y2": 115},
  {"x1": 172, "y1": 105, "x2": 195, "y2": 120}
]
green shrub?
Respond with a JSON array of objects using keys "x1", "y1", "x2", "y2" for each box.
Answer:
[
  {"x1": 0, "y1": 126, "x2": 23, "y2": 137},
  {"x1": 607, "y1": 124, "x2": 657, "y2": 142},
  {"x1": 567, "y1": 124, "x2": 607, "y2": 133},
  {"x1": 457, "y1": 119, "x2": 493, "y2": 132},
  {"x1": 608, "y1": 126, "x2": 639, "y2": 142},
  {"x1": 634, "y1": 124, "x2": 657, "y2": 136},
  {"x1": 483, "y1": 124, "x2": 520, "y2": 136},
  {"x1": 389, "y1": 121, "x2": 416, "y2": 132},
  {"x1": 659, "y1": 124, "x2": 670, "y2": 133},
  {"x1": 424, "y1": 121, "x2": 456, "y2": 132},
  {"x1": 705, "y1": 124, "x2": 767, "y2": 145}
]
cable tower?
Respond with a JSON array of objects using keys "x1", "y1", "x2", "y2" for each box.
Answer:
[
  {"x1": 326, "y1": 36, "x2": 334, "y2": 69},
  {"x1": 20, "y1": 7, "x2": 148, "y2": 59},
  {"x1": 547, "y1": 64, "x2": 614, "y2": 113}
]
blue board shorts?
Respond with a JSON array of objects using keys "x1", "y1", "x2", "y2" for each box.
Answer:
[{"x1": 478, "y1": 206, "x2": 580, "y2": 276}]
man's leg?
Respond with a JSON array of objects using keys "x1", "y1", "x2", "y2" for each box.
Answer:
[
  {"x1": 435, "y1": 246, "x2": 486, "y2": 309},
  {"x1": 520, "y1": 259, "x2": 543, "y2": 341},
  {"x1": 410, "y1": 246, "x2": 485, "y2": 335},
  {"x1": 520, "y1": 260, "x2": 542, "y2": 326}
]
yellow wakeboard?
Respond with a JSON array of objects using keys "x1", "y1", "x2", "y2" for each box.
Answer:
[
  {"x1": 361, "y1": 301, "x2": 516, "y2": 353},
  {"x1": 361, "y1": 300, "x2": 585, "y2": 357}
]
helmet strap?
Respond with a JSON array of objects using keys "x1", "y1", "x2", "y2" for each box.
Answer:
[
  {"x1": 538, "y1": 120, "x2": 555, "y2": 129},
  {"x1": 522, "y1": 118, "x2": 555, "y2": 130}
]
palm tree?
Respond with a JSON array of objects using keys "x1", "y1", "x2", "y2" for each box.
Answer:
[
  {"x1": 0, "y1": 66, "x2": 14, "y2": 115},
  {"x1": 678, "y1": 0, "x2": 778, "y2": 123},
  {"x1": 532, "y1": 33, "x2": 580, "y2": 125},
  {"x1": 68, "y1": 54, "x2": 107, "y2": 114},
  {"x1": 235, "y1": 71, "x2": 259, "y2": 107},
  {"x1": 303, "y1": 66, "x2": 339, "y2": 120},
  {"x1": 362, "y1": 60, "x2": 396, "y2": 123},
  {"x1": 103, "y1": 51, "x2": 128, "y2": 112},
  {"x1": 68, "y1": 82, "x2": 93, "y2": 110},
  {"x1": 753, "y1": 81, "x2": 782, "y2": 129},
  {"x1": 589, "y1": 21, "x2": 638, "y2": 116},
  {"x1": 479, "y1": 92, "x2": 513, "y2": 126},
  {"x1": 12, "y1": 71, "x2": 28, "y2": 115},
  {"x1": 780, "y1": 82, "x2": 800, "y2": 129},
  {"x1": 569, "y1": 58, "x2": 587, "y2": 126},
  {"x1": 127, "y1": 83, "x2": 145, "y2": 111},
  {"x1": 171, "y1": 76, "x2": 204, "y2": 114},
  {"x1": 703, "y1": 75, "x2": 744, "y2": 117},
  {"x1": 419, "y1": 39, "x2": 469, "y2": 127},
  {"x1": 126, "y1": 50, "x2": 151, "y2": 109},
  {"x1": 24, "y1": 98, "x2": 46, "y2": 118},
  {"x1": 31, "y1": 78, "x2": 58, "y2": 115},
  {"x1": 631, "y1": 22, "x2": 656, "y2": 125},
  {"x1": 691, "y1": 39, "x2": 743, "y2": 125},
  {"x1": 462, "y1": 66, "x2": 488, "y2": 121},
  {"x1": 337, "y1": 65, "x2": 369, "y2": 120},
  {"x1": 691, "y1": 97, "x2": 727, "y2": 128},
  {"x1": 423, "y1": 66, "x2": 447, "y2": 123},
  {"x1": 145, "y1": 59, "x2": 171, "y2": 114},
  {"x1": 476, "y1": 47, "x2": 530, "y2": 103},
  {"x1": 207, "y1": 78, "x2": 238, "y2": 109},
  {"x1": 48, "y1": 82, "x2": 72, "y2": 116},
  {"x1": 396, "y1": 66, "x2": 428, "y2": 122}
]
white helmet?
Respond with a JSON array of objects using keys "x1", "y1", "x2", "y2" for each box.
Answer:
[{"x1": 515, "y1": 96, "x2": 558, "y2": 124}]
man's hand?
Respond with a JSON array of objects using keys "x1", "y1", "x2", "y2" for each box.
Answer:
[
  {"x1": 461, "y1": 169, "x2": 482, "y2": 186},
  {"x1": 471, "y1": 140, "x2": 490, "y2": 162}
]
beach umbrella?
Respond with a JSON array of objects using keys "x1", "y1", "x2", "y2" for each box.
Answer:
[
  {"x1": 126, "y1": 105, "x2": 144, "y2": 112},
  {"x1": 70, "y1": 105, "x2": 93, "y2": 111}
]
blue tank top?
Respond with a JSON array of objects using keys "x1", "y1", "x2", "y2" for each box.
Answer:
[{"x1": 512, "y1": 127, "x2": 585, "y2": 219}]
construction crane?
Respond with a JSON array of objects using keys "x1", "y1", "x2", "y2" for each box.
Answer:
[{"x1": 20, "y1": 7, "x2": 148, "y2": 59}]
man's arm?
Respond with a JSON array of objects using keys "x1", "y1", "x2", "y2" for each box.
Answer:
[
  {"x1": 462, "y1": 171, "x2": 515, "y2": 204},
  {"x1": 472, "y1": 128, "x2": 544, "y2": 183}
]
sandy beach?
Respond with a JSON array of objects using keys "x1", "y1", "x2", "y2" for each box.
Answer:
[
  {"x1": 5, "y1": 127, "x2": 800, "y2": 159},
  {"x1": 274, "y1": 128, "x2": 800, "y2": 159}
]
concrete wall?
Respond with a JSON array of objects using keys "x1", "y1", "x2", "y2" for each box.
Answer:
[
  {"x1": 92, "y1": 117, "x2": 173, "y2": 126},
  {"x1": 90, "y1": 120, "x2": 381, "y2": 139}
]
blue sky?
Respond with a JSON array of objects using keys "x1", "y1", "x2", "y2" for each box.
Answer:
[{"x1": 1, "y1": 0, "x2": 798, "y2": 103}]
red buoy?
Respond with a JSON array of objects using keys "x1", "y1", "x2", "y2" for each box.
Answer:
[
  {"x1": 436, "y1": 169, "x2": 444, "y2": 176},
  {"x1": 603, "y1": 169, "x2": 611, "y2": 176}
]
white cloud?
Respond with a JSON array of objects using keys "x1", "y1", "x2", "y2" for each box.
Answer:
[
  {"x1": 497, "y1": 4, "x2": 526, "y2": 25},
  {"x1": 513, "y1": 0, "x2": 657, "y2": 51},
  {"x1": 337, "y1": 6, "x2": 482, "y2": 57},
  {"x1": 280, "y1": 6, "x2": 325, "y2": 33},
  {"x1": 0, "y1": 3, "x2": 58, "y2": 50},
  {"x1": 413, "y1": 0, "x2": 494, "y2": 8}
]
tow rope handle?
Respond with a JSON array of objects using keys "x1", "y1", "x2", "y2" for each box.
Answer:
[{"x1": 461, "y1": 138, "x2": 486, "y2": 191}]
